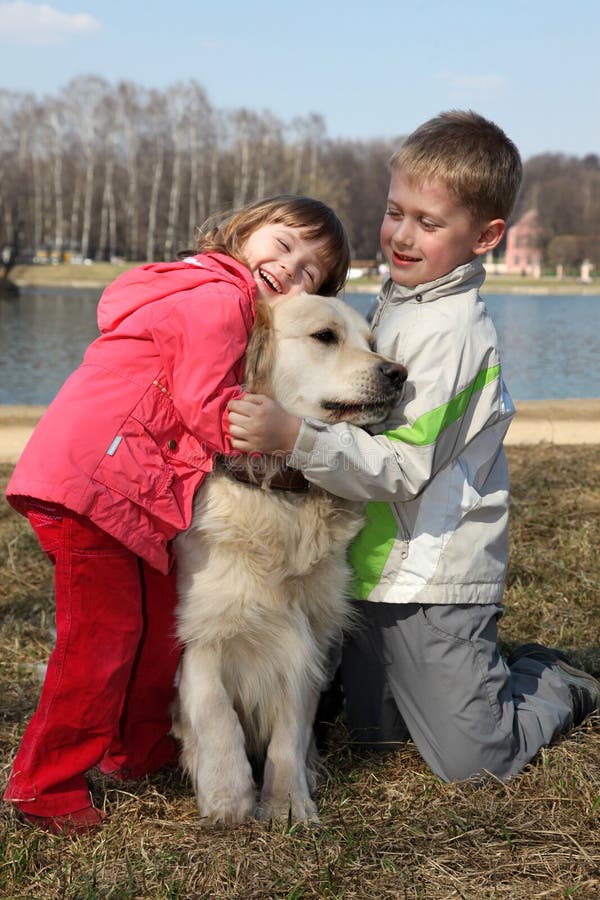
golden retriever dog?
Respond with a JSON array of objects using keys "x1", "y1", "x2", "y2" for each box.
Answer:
[{"x1": 173, "y1": 293, "x2": 406, "y2": 826}]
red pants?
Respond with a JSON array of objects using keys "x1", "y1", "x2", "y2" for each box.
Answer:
[{"x1": 4, "y1": 502, "x2": 182, "y2": 817}]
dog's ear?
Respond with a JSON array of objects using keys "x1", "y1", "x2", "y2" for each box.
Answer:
[{"x1": 245, "y1": 300, "x2": 275, "y2": 395}]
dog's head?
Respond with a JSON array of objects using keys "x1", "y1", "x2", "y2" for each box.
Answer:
[{"x1": 245, "y1": 294, "x2": 406, "y2": 426}]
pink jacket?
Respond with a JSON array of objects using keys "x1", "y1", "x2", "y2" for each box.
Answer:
[{"x1": 7, "y1": 252, "x2": 256, "y2": 573}]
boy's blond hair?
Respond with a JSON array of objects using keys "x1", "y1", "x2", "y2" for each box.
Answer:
[{"x1": 390, "y1": 110, "x2": 522, "y2": 223}]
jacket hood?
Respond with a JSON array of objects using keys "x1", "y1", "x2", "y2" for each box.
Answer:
[
  {"x1": 97, "y1": 252, "x2": 256, "y2": 334},
  {"x1": 380, "y1": 258, "x2": 486, "y2": 305}
]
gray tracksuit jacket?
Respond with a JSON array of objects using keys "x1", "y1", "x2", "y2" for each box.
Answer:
[{"x1": 288, "y1": 258, "x2": 515, "y2": 605}]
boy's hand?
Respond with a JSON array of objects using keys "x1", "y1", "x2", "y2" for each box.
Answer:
[{"x1": 228, "y1": 394, "x2": 301, "y2": 455}]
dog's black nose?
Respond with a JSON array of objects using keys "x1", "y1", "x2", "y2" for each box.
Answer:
[{"x1": 380, "y1": 362, "x2": 408, "y2": 388}]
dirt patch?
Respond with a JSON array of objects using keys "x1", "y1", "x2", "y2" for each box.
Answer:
[
  {"x1": 1, "y1": 401, "x2": 598, "y2": 463},
  {"x1": 0, "y1": 406, "x2": 46, "y2": 464},
  {"x1": 506, "y1": 398, "x2": 600, "y2": 445}
]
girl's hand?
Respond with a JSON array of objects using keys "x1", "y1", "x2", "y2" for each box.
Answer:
[{"x1": 228, "y1": 394, "x2": 301, "y2": 455}]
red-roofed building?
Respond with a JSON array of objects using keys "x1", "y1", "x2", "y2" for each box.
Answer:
[{"x1": 504, "y1": 209, "x2": 542, "y2": 276}]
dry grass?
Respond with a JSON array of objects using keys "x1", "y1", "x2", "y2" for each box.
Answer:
[{"x1": 1, "y1": 445, "x2": 599, "y2": 899}]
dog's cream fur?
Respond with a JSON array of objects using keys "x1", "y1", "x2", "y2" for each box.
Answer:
[{"x1": 173, "y1": 294, "x2": 405, "y2": 826}]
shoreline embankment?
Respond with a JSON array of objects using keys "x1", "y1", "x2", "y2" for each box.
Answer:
[
  {"x1": 1, "y1": 400, "x2": 598, "y2": 465},
  {"x1": 7, "y1": 261, "x2": 600, "y2": 296}
]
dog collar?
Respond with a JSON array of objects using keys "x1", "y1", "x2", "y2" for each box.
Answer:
[{"x1": 217, "y1": 455, "x2": 310, "y2": 493}]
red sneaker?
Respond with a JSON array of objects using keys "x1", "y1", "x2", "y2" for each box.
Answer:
[{"x1": 22, "y1": 806, "x2": 107, "y2": 837}]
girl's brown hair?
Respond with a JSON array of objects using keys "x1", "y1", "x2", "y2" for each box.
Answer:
[{"x1": 193, "y1": 195, "x2": 350, "y2": 296}]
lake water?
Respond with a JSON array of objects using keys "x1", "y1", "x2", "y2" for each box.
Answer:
[{"x1": 1, "y1": 287, "x2": 599, "y2": 404}]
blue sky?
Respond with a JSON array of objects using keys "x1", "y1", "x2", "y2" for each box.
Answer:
[{"x1": 1, "y1": 0, "x2": 598, "y2": 161}]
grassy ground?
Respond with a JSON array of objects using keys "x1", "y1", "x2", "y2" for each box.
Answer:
[
  {"x1": 10, "y1": 262, "x2": 139, "y2": 288},
  {"x1": 8, "y1": 261, "x2": 600, "y2": 295},
  {"x1": 1, "y1": 445, "x2": 599, "y2": 898}
]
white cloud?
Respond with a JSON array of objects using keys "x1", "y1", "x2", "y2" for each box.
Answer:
[
  {"x1": 0, "y1": 1, "x2": 101, "y2": 46},
  {"x1": 437, "y1": 73, "x2": 507, "y2": 94}
]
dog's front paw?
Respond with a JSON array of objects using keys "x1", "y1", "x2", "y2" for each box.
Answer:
[
  {"x1": 256, "y1": 791, "x2": 319, "y2": 824},
  {"x1": 194, "y1": 753, "x2": 257, "y2": 826},
  {"x1": 197, "y1": 781, "x2": 257, "y2": 826}
]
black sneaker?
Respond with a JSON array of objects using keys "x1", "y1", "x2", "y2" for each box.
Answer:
[{"x1": 507, "y1": 642, "x2": 600, "y2": 727}]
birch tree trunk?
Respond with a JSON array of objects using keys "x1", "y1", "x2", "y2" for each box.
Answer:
[
  {"x1": 289, "y1": 117, "x2": 307, "y2": 195},
  {"x1": 164, "y1": 92, "x2": 187, "y2": 259},
  {"x1": 186, "y1": 83, "x2": 210, "y2": 238},
  {"x1": 97, "y1": 155, "x2": 115, "y2": 260},
  {"x1": 207, "y1": 111, "x2": 225, "y2": 214},
  {"x1": 80, "y1": 148, "x2": 95, "y2": 260},
  {"x1": 307, "y1": 114, "x2": 325, "y2": 196},
  {"x1": 48, "y1": 108, "x2": 65, "y2": 257},
  {"x1": 256, "y1": 118, "x2": 270, "y2": 199},
  {"x1": 233, "y1": 110, "x2": 252, "y2": 208},
  {"x1": 66, "y1": 77, "x2": 109, "y2": 260},
  {"x1": 31, "y1": 143, "x2": 43, "y2": 251},
  {"x1": 188, "y1": 114, "x2": 198, "y2": 241},
  {"x1": 146, "y1": 133, "x2": 164, "y2": 262},
  {"x1": 145, "y1": 90, "x2": 168, "y2": 262},
  {"x1": 69, "y1": 170, "x2": 82, "y2": 252},
  {"x1": 117, "y1": 83, "x2": 142, "y2": 260}
]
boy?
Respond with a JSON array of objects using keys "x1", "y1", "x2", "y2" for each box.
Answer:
[{"x1": 228, "y1": 111, "x2": 600, "y2": 782}]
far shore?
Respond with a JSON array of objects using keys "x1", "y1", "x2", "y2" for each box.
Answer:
[
  {"x1": 6, "y1": 262, "x2": 600, "y2": 296},
  {"x1": 1, "y1": 400, "x2": 598, "y2": 464}
]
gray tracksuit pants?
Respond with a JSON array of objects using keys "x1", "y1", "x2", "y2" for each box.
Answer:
[{"x1": 341, "y1": 601, "x2": 574, "y2": 782}]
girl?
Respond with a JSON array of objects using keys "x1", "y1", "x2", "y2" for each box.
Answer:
[{"x1": 4, "y1": 195, "x2": 351, "y2": 835}]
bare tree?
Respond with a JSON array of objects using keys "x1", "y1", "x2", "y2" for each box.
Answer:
[
  {"x1": 69, "y1": 168, "x2": 83, "y2": 255},
  {"x1": 305, "y1": 113, "x2": 325, "y2": 196},
  {"x1": 145, "y1": 89, "x2": 168, "y2": 262},
  {"x1": 96, "y1": 112, "x2": 118, "y2": 261},
  {"x1": 116, "y1": 82, "x2": 144, "y2": 260},
  {"x1": 46, "y1": 101, "x2": 69, "y2": 257},
  {"x1": 186, "y1": 83, "x2": 212, "y2": 239},
  {"x1": 207, "y1": 110, "x2": 226, "y2": 214},
  {"x1": 64, "y1": 76, "x2": 111, "y2": 259},
  {"x1": 11, "y1": 94, "x2": 43, "y2": 254},
  {"x1": 0, "y1": 92, "x2": 26, "y2": 252},
  {"x1": 256, "y1": 112, "x2": 280, "y2": 198},
  {"x1": 30, "y1": 116, "x2": 44, "y2": 251},
  {"x1": 163, "y1": 86, "x2": 188, "y2": 258}
]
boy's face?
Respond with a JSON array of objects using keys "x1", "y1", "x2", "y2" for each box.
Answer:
[{"x1": 380, "y1": 171, "x2": 491, "y2": 288}]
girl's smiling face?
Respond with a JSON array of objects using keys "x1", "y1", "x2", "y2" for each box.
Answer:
[
  {"x1": 380, "y1": 170, "x2": 493, "y2": 288},
  {"x1": 241, "y1": 223, "x2": 327, "y2": 303}
]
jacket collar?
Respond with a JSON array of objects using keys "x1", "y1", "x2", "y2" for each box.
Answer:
[
  {"x1": 380, "y1": 258, "x2": 486, "y2": 305},
  {"x1": 185, "y1": 251, "x2": 256, "y2": 293},
  {"x1": 97, "y1": 251, "x2": 256, "y2": 334}
]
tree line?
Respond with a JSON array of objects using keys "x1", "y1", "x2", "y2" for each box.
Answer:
[{"x1": 1, "y1": 76, "x2": 598, "y2": 268}]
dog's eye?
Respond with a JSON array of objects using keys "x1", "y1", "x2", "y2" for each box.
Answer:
[{"x1": 311, "y1": 330, "x2": 338, "y2": 344}]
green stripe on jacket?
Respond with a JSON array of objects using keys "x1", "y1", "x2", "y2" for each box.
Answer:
[{"x1": 349, "y1": 364, "x2": 501, "y2": 599}]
